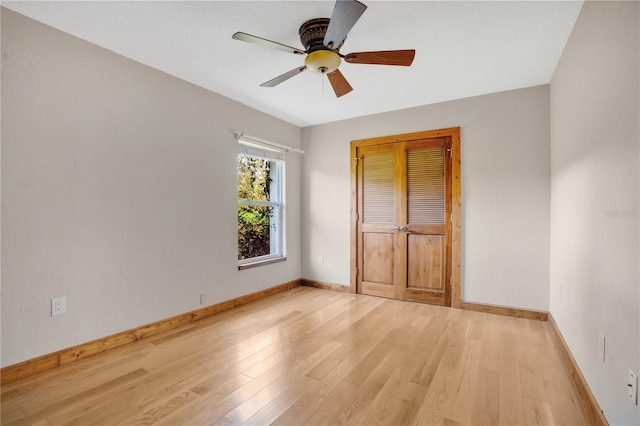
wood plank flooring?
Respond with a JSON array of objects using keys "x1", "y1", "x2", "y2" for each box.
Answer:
[{"x1": 1, "y1": 287, "x2": 590, "y2": 425}]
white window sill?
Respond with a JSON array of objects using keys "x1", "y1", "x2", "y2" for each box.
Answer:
[{"x1": 238, "y1": 256, "x2": 287, "y2": 270}]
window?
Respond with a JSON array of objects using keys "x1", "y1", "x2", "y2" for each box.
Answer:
[{"x1": 237, "y1": 136, "x2": 285, "y2": 268}]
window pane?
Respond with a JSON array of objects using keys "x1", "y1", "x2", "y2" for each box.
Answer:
[
  {"x1": 237, "y1": 151, "x2": 284, "y2": 263},
  {"x1": 238, "y1": 154, "x2": 272, "y2": 202},
  {"x1": 238, "y1": 205, "x2": 273, "y2": 260}
]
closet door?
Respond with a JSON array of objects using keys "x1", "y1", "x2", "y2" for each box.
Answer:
[
  {"x1": 356, "y1": 137, "x2": 452, "y2": 306},
  {"x1": 357, "y1": 144, "x2": 398, "y2": 299},
  {"x1": 401, "y1": 138, "x2": 451, "y2": 305}
]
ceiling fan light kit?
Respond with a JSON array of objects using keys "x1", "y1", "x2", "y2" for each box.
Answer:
[
  {"x1": 305, "y1": 50, "x2": 341, "y2": 74},
  {"x1": 232, "y1": 0, "x2": 415, "y2": 98}
]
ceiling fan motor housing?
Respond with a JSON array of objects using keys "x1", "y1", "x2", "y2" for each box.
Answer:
[{"x1": 299, "y1": 18, "x2": 343, "y2": 73}]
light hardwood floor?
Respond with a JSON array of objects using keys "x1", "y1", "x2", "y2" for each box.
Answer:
[{"x1": 1, "y1": 287, "x2": 589, "y2": 425}]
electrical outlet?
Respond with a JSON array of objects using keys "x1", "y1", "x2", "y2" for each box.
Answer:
[
  {"x1": 51, "y1": 297, "x2": 66, "y2": 316},
  {"x1": 598, "y1": 333, "x2": 606, "y2": 362},
  {"x1": 629, "y1": 370, "x2": 638, "y2": 405},
  {"x1": 317, "y1": 255, "x2": 324, "y2": 264},
  {"x1": 200, "y1": 294, "x2": 206, "y2": 306}
]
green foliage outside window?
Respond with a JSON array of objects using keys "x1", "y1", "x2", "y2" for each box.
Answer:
[{"x1": 238, "y1": 155, "x2": 273, "y2": 260}]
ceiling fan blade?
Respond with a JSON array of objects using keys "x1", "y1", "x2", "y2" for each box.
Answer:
[
  {"x1": 344, "y1": 50, "x2": 416, "y2": 66},
  {"x1": 323, "y1": 0, "x2": 367, "y2": 49},
  {"x1": 260, "y1": 66, "x2": 307, "y2": 87},
  {"x1": 327, "y1": 69, "x2": 353, "y2": 97},
  {"x1": 232, "y1": 32, "x2": 305, "y2": 55}
]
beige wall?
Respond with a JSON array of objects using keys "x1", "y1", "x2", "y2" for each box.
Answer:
[
  {"x1": 550, "y1": 2, "x2": 639, "y2": 424},
  {"x1": 1, "y1": 8, "x2": 302, "y2": 367},
  {"x1": 301, "y1": 85, "x2": 551, "y2": 311},
  {"x1": 5, "y1": 7, "x2": 638, "y2": 424}
]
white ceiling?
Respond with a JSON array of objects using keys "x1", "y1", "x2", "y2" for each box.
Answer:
[{"x1": 3, "y1": 1, "x2": 583, "y2": 127}]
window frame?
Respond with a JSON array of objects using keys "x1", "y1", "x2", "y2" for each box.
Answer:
[{"x1": 237, "y1": 141, "x2": 286, "y2": 269}]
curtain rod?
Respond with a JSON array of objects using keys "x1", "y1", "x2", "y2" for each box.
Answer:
[{"x1": 234, "y1": 131, "x2": 305, "y2": 154}]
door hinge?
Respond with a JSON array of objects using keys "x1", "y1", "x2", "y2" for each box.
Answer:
[
  {"x1": 355, "y1": 213, "x2": 359, "y2": 221},
  {"x1": 450, "y1": 213, "x2": 453, "y2": 222},
  {"x1": 355, "y1": 267, "x2": 359, "y2": 276},
  {"x1": 355, "y1": 157, "x2": 359, "y2": 167},
  {"x1": 449, "y1": 148, "x2": 453, "y2": 158}
]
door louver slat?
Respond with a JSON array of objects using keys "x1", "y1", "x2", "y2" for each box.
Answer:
[
  {"x1": 408, "y1": 147, "x2": 445, "y2": 225},
  {"x1": 363, "y1": 151, "x2": 395, "y2": 224}
]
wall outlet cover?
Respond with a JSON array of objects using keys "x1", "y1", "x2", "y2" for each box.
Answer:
[{"x1": 52, "y1": 297, "x2": 66, "y2": 316}]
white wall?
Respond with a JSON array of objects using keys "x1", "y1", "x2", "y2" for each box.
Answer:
[
  {"x1": 301, "y1": 85, "x2": 551, "y2": 311},
  {"x1": 1, "y1": 8, "x2": 302, "y2": 367},
  {"x1": 549, "y1": 2, "x2": 640, "y2": 425}
]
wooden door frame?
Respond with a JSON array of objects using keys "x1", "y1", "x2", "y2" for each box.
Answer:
[{"x1": 350, "y1": 127, "x2": 461, "y2": 308}]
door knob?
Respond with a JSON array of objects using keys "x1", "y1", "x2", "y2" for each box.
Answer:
[{"x1": 393, "y1": 226, "x2": 408, "y2": 232}]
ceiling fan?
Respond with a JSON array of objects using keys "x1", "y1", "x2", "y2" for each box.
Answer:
[{"x1": 232, "y1": 0, "x2": 415, "y2": 97}]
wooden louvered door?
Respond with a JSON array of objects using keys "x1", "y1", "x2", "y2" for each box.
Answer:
[
  {"x1": 356, "y1": 143, "x2": 397, "y2": 299},
  {"x1": 355, "y1": 136, "x2": 452, "y2": 306}
]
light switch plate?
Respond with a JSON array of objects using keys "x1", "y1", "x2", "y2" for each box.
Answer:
[{"x1": 629, "y1": 370, "x2": 638, "y2": 404}]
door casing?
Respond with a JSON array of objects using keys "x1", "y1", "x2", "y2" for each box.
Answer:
[{"x1": 350, "y1": 127, "x2": 461, "y2": 308}]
